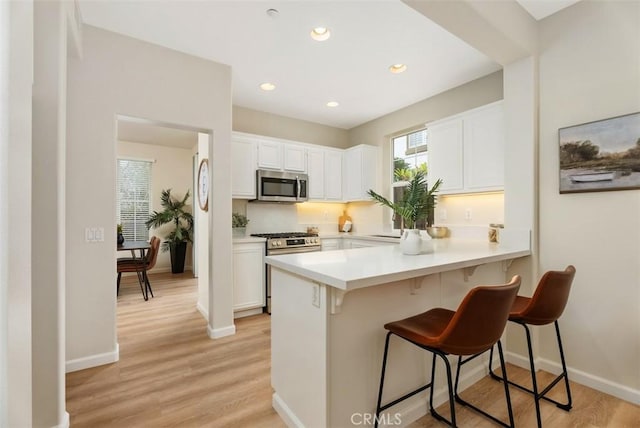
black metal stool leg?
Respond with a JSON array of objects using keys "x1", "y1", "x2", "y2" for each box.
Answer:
[
  {"x1": 375, "y1": 332, "x2": 392, "y2": 428},
  {"x1": 144, "y1": 271, "x2": 154, "y2": 298},
  {"x1": 523, "y1": 323, "x2": 543, "y2": 428},
  {"x1": 429, "y1": 351, "x2": 457, "y2": 427},
  {"x1": 454, "y1": 344, "x2": 514, "y2": 428},
  {"x1": 553, "y1": 321, "x2": 572, "y2": 411}
]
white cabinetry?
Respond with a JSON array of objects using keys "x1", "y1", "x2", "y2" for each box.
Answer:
[
  {"x1": 343, "y1": 238, "x2": 395, "y2": 249},
  {"x1": 232, "y1": 242, "x2": 265, "y2": 314},
  {"x1": 343, "y1": 145, "x2": 378, "y2": 202},
  {"x1": 321, "y1": 238, "x2": 342, "y2": 251},
  {"x1": 231, "y1": 137, "x2": 257, "y2": 199},
  {"x1": 257, "y1": 140, "x2": 307, "y2": 172},
  {"x1": 427, "y1": 101, "x2": 504, "y2": 195},
  {"x1": 284, "y1": 144, "x2": 306, "y2": 172},
  {"x1": 257, "y1": 140, "x2": 282, "y2": 170},
  {"x1": 308, "y1": 148, "x2": 343, "y2": 201}
]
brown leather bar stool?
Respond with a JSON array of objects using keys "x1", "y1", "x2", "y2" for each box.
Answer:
[
  {"x1": 375, "y1": 275, "x2": 521, "y2": 428},
  {"x1": 489, "y1": 265, "x2": 576, "y2": 428}
]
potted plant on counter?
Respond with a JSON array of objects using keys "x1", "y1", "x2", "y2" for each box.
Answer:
[
  {"x1": 232, "y1": 212, "x2": 249, "y2": 238},
  {"x1": 145, "y1": 189, "x2": 193, "y2": 273},
  {"x1": 368, "y1": 171, "x2": 442, "y2": 254}
]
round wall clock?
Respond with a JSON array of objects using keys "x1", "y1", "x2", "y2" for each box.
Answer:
[{"x1": 197, "y1": 158, "x2": 209, "y2": 212}]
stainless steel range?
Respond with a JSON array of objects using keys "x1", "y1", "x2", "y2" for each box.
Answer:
[{"x1": 251, "y1": 232, "x2": 322, "y2": 313}]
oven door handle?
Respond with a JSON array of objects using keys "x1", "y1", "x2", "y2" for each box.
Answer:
[{"x1": 267, "y1": 246, "x2": 321, "y2": 255}]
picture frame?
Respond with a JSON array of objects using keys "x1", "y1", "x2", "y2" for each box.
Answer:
[{"x1": 559, "y1": 112, "x2": 640, "y2": 194}]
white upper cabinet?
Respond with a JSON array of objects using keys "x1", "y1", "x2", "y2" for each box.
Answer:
[
  {"x1": 427, "y1": 119, "x2": 464, "y2": 193},
  {"x1": 463, "y1": 103, "x2": 504, "y2": 191},
  {"x1": 231, "y1": 136, "x2": 257, "y2": 199},
  {"x1": 324, "y1": 150, "x2": 343, "y2": 201},
  {"x1": 257, "y1": 140, "x2": 283, "y2": 170},
  {"x1": 343, "y1": 144, "x2": 378, "y2": 202},
  {"x1": 308, "y1": 147, "x2": 343, "y2": 201},
  {"x1": 428, "y1": 101, "x2": 504, "y2": 195},
  {"x1": 283, "y1": 144, "x2": 307, "y2": 172},
  {"x1": 307, "y1": 148, "x2": 325, "y2": 200}
]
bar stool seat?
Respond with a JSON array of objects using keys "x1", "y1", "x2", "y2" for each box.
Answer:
[
  {"x1": 375, "y1": 275, "x2": 521, "y2": 428},
  {"x1": 489, "y1": 265, "x2": 576, "y2": 428}
]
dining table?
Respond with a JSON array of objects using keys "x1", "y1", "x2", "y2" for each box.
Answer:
[{"x1": 117, "y1": 240, "x2": 152, "y2": 300}]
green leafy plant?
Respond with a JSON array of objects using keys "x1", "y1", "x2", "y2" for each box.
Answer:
[
  {"x1": 232, "y1": 212, "x2": 249, "y2": 228},
  {"x1": 117, "y1": 224, "x2": 123, "y2": 234},
  {"x1": 145, "y1": 189, "x2": 194, "y2": 252},
  {"x1": 368, "y1": 171, "x2": 442, "y2": 231}
]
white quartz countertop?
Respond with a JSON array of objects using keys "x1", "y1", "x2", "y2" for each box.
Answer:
[{"x1": 266, "y1": 239, "x2": 530, "y2": 291}]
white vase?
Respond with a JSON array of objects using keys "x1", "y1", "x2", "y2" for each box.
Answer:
[{"x1": 400, "y1": 229, "x2": 422, "y2": 255}]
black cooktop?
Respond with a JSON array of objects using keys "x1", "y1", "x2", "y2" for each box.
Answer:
[{"x1": 251, "y1": 232, "x2": 318, "y2": 239}]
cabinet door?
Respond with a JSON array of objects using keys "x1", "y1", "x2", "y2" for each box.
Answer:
[
  {"x1": 284, "y1": 144, "x2": 306, "y2": 172},
  {"x1": 324, "y1": 150, "x2": 343, "y2": 200},
  {"x1": 343, "y1": 145, "x2": 378, "y2": 202},
  {"x1": 231, "y1": 139, "x2": 257, "y2": 199},
  {"x1": 233, "y1": 243, "x2": 265, "y2": 311},
  {"x1": 428, "y1": 119, "x2": 464, "y2": 194},
  {"x1": 463, "y1": 103, "x2": 504, "y2": 191},
  {"x1": 321, "y1": 239, "x2": 341, "y2": 251},
  {"x1": 258, "y1": 140, "x2": 282, "y2": 170},
  {"x1": 307, "y1": 148, "x2": 325, "y2": 200}
]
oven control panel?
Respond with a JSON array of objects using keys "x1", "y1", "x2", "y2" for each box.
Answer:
[{"x1": 268, "y1": 237, "x2": 320, "y2": 249}]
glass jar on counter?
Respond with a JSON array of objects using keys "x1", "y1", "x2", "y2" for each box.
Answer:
[{"x1": 488, "y1": 223, "x2": 504, "y2": 243}]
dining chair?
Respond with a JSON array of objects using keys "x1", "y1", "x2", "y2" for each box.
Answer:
[{"x1": 117, "y1": 236, "x2": 160, "y2": 300}]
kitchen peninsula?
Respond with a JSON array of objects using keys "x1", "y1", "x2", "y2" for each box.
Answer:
[{"x1": 266, "y1": 236, "x2": 530, "y2": 427}]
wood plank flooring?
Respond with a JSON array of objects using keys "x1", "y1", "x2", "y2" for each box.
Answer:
[{"x1": 66, "y1": 272, "x2": 640, "y2": 427}]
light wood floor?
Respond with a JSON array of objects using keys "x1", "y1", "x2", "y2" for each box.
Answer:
[{"x1": 66, "y1": 272, "x2": 640, "y2": 427}]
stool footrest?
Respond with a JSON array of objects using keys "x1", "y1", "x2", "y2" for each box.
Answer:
[
  {"x1": 378, "y1": 382, "x2": 432, "y2": 414},
  {"x1": 489, "y1": 369, "x2": 572, "y2": 410}
]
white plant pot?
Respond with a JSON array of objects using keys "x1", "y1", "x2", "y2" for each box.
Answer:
[
  {"x1": 232, "y1": 227, "x2": 247, "y2": 238},
  {"x1": 400, "y1": 229, "x2": 422, "y2": 255}
]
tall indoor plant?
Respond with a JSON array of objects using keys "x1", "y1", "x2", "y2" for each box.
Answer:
[
  {"x1": 145, "y1": 188, "x2": 194, "y2": 273},
  {"x1": 367, "y1": 171, "x2": 442, "y2": 233}
]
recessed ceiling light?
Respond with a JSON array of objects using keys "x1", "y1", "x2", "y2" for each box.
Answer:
[
  {"x1": 260, "y1": 82, "x2": 276, "y2": 91},
  {"x1": 326, "y1": 101, "x2": 339, "y2": 108},
  {"x1": 389, "y1": 63, "x2": 407, "y2": 74},
  {"x1": 310, "y1": 27, "x2": 331, "y2": 41}
]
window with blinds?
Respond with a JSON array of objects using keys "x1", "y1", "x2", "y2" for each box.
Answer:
[{"x1": 117, "y1": 159, "x2": 152, "y2": 241}]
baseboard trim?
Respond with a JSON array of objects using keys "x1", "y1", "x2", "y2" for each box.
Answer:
[
  {"x1": 537, "y1": 357, "x2": 640, "y2": 405},
  {"x1": 507, "y1": 351, "x2": 639, "y2": 405},
  {"x1": 65, "y1": 344, "x2": 119, "y2": 373},
  {"x1": 233, "y1": 307, "x2": 264, "y2": 319},
  {"x1": 53, "y1": 411, "x2": 70, "y2": 428},
  {"x1": 197, "y1": 302, "x2": 208, "y2": 320},
  {"x1": 207, "y1": 324, "x2": 236, "y2": 339},
  {"x1": 273, "y1": 393, "x2": 305, "y2": 428}
]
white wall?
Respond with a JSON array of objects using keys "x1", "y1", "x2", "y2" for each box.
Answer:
[
  {"x1": 2, "y1": 1, "x2": 34, "y2": 426},
  {"x1": 66, "y1": 25, "x2": 233, "y2": 368},
  {"x1": 538, "y1": 1, "x2": 640, "y2": 402},
  {"x1": 117, "y1": 140, "x2": 195, "y2": 272}
]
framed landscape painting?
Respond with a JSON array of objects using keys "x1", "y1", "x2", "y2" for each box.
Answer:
[{"x1": 559, "y1": 112, "x2": 640, "y2": 193}]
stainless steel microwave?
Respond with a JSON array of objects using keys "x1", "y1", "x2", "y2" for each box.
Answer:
[{"x1": 255, "y1": 170, "x2": 308, "y2": 203}]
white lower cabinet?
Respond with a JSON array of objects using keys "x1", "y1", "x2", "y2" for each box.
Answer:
[
  {"x1": 343, "y1": 238, "x2": 395, "y2": 249},
  {"x1": 232, "y1": 242, "x2": 265, "y2": 315},
  {"x1": 321, "y1": 238, "x2": 342, "y2": 251}
]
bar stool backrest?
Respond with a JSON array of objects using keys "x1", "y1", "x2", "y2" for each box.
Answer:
[
  {"x1": 438, "y1": 275, "x2": 521, "y2": 355},
  {"x1": 513, "y1": 265, "x2": 576, "y2": 325}
]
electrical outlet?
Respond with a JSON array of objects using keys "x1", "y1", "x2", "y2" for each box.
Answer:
[
  {"x1": 95, "y1": 227, "x2": 104, "y2": 242},
  {"x1": 465, "y1": 208, "x2": 472, "y2": 221},
  {"x1": 439, "y1": 208, "x2": 447, "y2": 221},
  {"x1": 312, "y1": 283, "x2": 320, "y2": 308},
  {"x1": 85, "y1": 227, "x2": 94, "y2": 242}
]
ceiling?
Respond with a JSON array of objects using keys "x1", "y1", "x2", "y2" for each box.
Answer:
[{"x1": 82, "y1": 0, "x2": 581, "y2": 144}]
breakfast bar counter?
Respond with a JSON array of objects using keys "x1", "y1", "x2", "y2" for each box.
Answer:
[{"x1": 266, "y1": 237, "x2": 530, "y2": 427}]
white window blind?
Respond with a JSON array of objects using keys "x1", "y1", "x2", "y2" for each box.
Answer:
[{"x1": 117, "y1": 159, "x2": 152, "y2": 241}]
